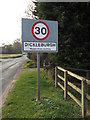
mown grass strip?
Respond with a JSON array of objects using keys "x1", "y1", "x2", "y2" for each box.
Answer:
[
  {"x1": 24, "y1": 59, "x2": 36, "y2": 68},
  {"x1": 2, "y1": 69, "x2": 81, "y2": 119},
  {"x1": 0, "y1": 54, "x2": 22, "y2": 59}
]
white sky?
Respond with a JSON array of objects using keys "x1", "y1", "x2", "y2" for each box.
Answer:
[{"x1": 0, "y1": 0, "x2": 32, "y2": 46}]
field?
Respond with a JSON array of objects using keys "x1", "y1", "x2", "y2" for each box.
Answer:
[
  {"x1": 2, "y1": 68, "x2": 81, "y2": 119},
  {"x1": 0, "y1": 54, "x2": 22, "y2": 59}
]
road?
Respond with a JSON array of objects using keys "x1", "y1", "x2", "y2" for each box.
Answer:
[{"x1": 0, "y1": 55, "x2": 27, "y2": 97}]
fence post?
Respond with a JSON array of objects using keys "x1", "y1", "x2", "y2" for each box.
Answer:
[
  {"x1": 64, "y1": 70, "x2": 67, "y2": 100},
  {"x1": 55, "y1": 67, "x2": 57, "y2": 88},
  {"x1": 86, "y1": 70, "x2": 90, "y2": 117},
  {"x1": 81, "y1": 79, "x2": 86, "y2": 118}
]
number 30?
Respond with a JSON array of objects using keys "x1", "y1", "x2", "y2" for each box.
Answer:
[{"x1": 35, "y1": 27, "x2": 46, "y2": 35}]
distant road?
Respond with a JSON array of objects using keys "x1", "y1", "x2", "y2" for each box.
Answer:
[{"x1": 0, "y1": 55, "x2": 27, "y2": 96}]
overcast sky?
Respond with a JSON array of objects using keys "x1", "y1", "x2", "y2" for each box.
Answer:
[
  {"x1": 0, "y1": 0, "x2": 32, "y2": 46},
  {"x1": 0, "y1": 0, "x2": 89, "y2": 46}
]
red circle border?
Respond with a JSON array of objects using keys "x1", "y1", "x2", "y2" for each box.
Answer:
[{"x1": 32, "y1": 21, "x2": 49, "y2": 40}]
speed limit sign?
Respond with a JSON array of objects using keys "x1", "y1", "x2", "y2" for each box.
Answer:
[
  {"x1": 22, "y1": 18, "x2": 58, "y2": 101},
  {"x1": 22, "y1": 18, "x2": 58, "y2": 53},
  {"x1": 32, "y1": 21, "x2": 49, "y2": 40}
]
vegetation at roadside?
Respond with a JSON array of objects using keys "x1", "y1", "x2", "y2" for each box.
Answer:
[
  {"x1": 1, "y1": 39, "x2": 22, "y2": 54},
  {"x1": 24, "y1": 59, "x2": 36, "y2": 68},
  {"x1": 2, "y1": 69, "x2": 81, "y2": 118},
  {"x1": 0, "y1": 54, "x2": 23, "y2": 59},
  {"x1": 26, "y1": 2, "x2": 90, "y2": 70}
]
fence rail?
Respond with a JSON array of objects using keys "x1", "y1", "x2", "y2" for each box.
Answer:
[{"x1": 55, "y1": 66, "x2": 90, "y2": 118}]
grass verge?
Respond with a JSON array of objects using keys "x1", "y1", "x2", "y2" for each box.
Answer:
[
  {"x1": 2, "y1": 69, "x2": 81, "y2": 119},
  {"x1": 24, "y1": 59, "x2": 36, "y2": 68},
  {"x1": 0, "y1": 54, "x2": 23, "y2": 59}
]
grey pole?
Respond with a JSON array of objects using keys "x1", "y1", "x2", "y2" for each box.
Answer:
[{"x1": 37, "y1": 53, "x2": 40, "y2": 100}]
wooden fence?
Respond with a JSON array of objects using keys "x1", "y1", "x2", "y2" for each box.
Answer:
[{"x1": 55, "y1": 66, "x2": 90, "y2": 118}]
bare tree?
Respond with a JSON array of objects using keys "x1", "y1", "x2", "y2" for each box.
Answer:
[{"x1": 25, "y1": 0, "x2": 38, "y2": 19}]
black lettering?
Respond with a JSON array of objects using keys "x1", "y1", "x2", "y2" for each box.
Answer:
[
  {"x1": 41, "y1": 27, "x2": 46, "y2": 35},
  {"x1": 25, "y1": 43, "x2": 28, "y2": 47},
  {"x1": 35, "y1": 27, "x2": 40, "y2": 34}
]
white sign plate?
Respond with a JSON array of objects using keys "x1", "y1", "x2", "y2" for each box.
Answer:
[{"x1": 24, "y1": 42, "x2": 56, "y2": 51}]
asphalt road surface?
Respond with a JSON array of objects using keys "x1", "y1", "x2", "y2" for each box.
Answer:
[{"x1": 0, "y1": 55, "x2": 27, "y2": 96}]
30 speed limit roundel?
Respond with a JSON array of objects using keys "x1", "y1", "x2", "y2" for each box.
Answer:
[{"x1": 32, "y1": 21, "x2": 49, "y2": 40}]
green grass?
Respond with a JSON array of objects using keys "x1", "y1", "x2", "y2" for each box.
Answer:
[
  {"x1": 24, "y1": 59, "x2": 36, "y2": 68},
  {"x1": 2, "y1": 69, "x2": 81, "y2": 119},
  {"x1": 0, "y1": 54, "x2": 22, "y2": 59}
]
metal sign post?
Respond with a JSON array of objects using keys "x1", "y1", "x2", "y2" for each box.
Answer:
[
  {"x1": 22, "y1": 18, "x2": 58, "y2": 101},
  {"x1": 37, "y1": 53, "x2": 40, "y2": 100}
]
